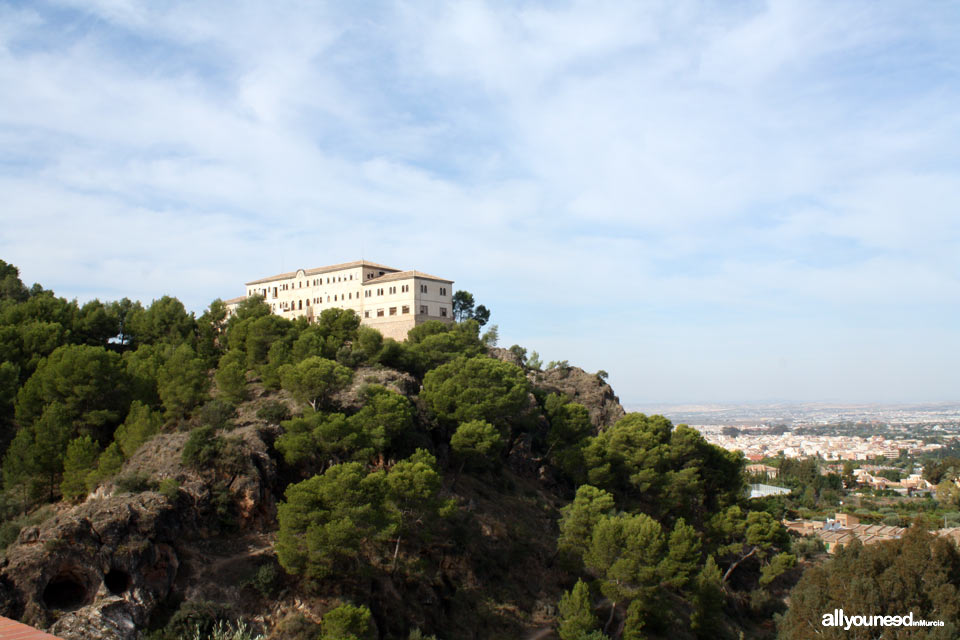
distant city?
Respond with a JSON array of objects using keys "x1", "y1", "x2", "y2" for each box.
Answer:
[{"x1": 626, "y1": 403, "x2": 960, "y2": 461}]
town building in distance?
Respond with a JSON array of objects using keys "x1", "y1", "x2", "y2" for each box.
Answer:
[{"x1": 224, "y1": 260, "x2": 453, "y2": 341}]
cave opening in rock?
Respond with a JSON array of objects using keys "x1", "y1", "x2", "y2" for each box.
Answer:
[
  {"x1": 42, "y1": 574, "x2": 88, "y2": 611},
  {"x1": 104, "y1": 568, "x2": 130, "y2": 595}
]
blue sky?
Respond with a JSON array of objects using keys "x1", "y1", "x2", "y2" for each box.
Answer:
[{"x1": 1, "y1": 0, "x2": 958, "y2": 403}]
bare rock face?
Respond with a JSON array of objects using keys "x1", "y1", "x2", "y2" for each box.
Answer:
[
  {"x1": 0, "y1": 424, "x2": 280, "y2": 638},
  {"x1": 332, "y1": 365, "x2": 420, "y2": 411},
  {"x1": 2, "y1": 493, "x2": 180, "y2": 637},
  {"x1": 531, "y1": 366, "x2": 625, "y2": 429}
]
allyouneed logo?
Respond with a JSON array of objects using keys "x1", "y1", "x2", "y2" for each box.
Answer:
[{"x1": 822, "y1": 609, "x2": 945, "y2": 630}]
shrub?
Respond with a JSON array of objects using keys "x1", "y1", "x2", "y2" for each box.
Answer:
[
  {"x1": 182, "y1": 426, "x2": 223, "y2": 469},
  {"x1": 320, "y1": 603, "x2": 375, "y2": 640},
  {"x1": 256, "y1": 402, "x2": 291, "y2": 425},
  {"x1": 159, "y1": 478, "x2": 180, "y2": 501},
  {"x1": 247, "y1": 563, "x2": 281, "y2": 598},
  {"x1": 191, "y1": 619, "x2": 263, "y2": 640},
  {"x1": 114, "y1": 472, "x2": 157, "y2": 494},
  {"x1": 267, "y1": 614, "x2": 321, "y2": 640},
  {"x1": 197, "y1": 399, "x2": 238, "y2": 431}
]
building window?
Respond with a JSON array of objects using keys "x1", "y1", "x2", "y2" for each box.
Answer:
[
  {"x1": 389, "y1": 307, "x2": 397, "y2": 316},
  {"x1": 439, "y1": 307, "x2": 447, "y2": 317},
  {"x1": 420, "y1": 305, "x2": 428, "y2": 315},
  {"x1": 420, "y1": 284, "x2": 427, "y2": 293},
  {"x1": 402, "y1": 305, "x2": 410, "y2": 314},
  {"x1": 334, "y1": 295, "x2": 337, "y2": 301},
  {"x1": 401, "y1": 284, "x2": 409, "y2": 293},
  {"x1": 348, "y1": 292, "x2": 352, "y2": 299},
  {"x1": 327, "y1": 296, "x2": 330, "y2": 302},
  {"x1": 364, "y1": 310, "x2": 370, "y2": 318},
  {"x1": 365, "y1": 290, "x2": 371, "y2": 298},
  {"x1": 377, "y1": 308, "x2": 384, "y2": 317},
  {"x1": 440, "y1": 287, "x2": 447, "y2": 296}
]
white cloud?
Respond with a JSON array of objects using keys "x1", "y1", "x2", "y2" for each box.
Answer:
[{"x1": 1, "y1": 0, "x2": 958, "y2": 401}]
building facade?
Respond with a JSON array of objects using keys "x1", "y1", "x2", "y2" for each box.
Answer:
[{"x1": 224, "y1": 260, "x2": 454, "y2": 341}]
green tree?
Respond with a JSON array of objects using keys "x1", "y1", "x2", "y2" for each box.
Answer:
[
  {"x1": 354, "y1": 326, "x2": 384, "y2": 363},
  {"x1": 583, "y1": 512, "x2": 665, "y2": 633},
  {"x1": 75, "y1": 299, "x2": 120, "y2": 347},
  {"x1": 557, "y1": 485, "x2": 616, "y2": 557},
  {"x1": 320, "y1": 603, "x2": 375, "y2": 640},
  {"x1": 709, "y1": 506, "x2": 790, "y2": 587},
  {"x1": 405, "y1": 320, "x2": 485, "y2": 374},
  {"x1": 315, "y1": 308, "x2": 361, "y2": 355},
  {"x1": 86, "y1": 441, "x2": 125, "y2": 491},
  {"x1": 420, "y1": 355, "x2": 530, "y2": 433},
  {"x1": 157, "y1": 343, "x2": 209, "y2": 419},
  {"x1": 276, "y1": 462, "x2": 389, "y2": 579},
  {"x1": 281, "y1": 357, "x2": 353, "y2": 411},
  {"x1": 215, "y1": 350, "x2": 248, "y2": 403},
  {"x1": 450, "y1": 420, "x2": 503, "y2": 471},
  {"x1": 558, "y1": 579, "x2": 599, "y2": 640},
  {"x1": 15, "y1": 344, "x2": 130, "y2": 442},
  {"x1": 451, "y1": 291, "x2": 475, "y2": 322},
  {"x1": 114, "y1": 400, "x2": 162, "y2": 458},
  {"x1": 123, "y1": 343, "x2": 163, "y2": 406},
  {"x1": 545, "y1": 394, "x2": 593, "y2": 473},
  {"x1": 690, "y1": 556, "x2": 723, "y2": 638},
  {"x1": 181, "y1": 425, "x2": 225, "y2": 469},
  {"x1": 197, "y1": 298, "x2": 228, "y2": 365},
  {"x1": 347, "y1": 385, "x2": 414, "y2": 454},
  {"x1": 582, "y1": 414, "x2": 743, "y2": 526},
  {"x1": 384, "y1": 449, "x2": 451, "y2": 567},
  {"x1": 660, "y1": 518, "x2": 702, "y2": 590},
  {"x1": 527, "y1": 350, "x2": 543, "y2": 371},
  {"x1": 292, "y1": 326, "x2": 325, "y2": 362},
  {"x1": 30, "y1": 402, "x2": 74, "y2": 499},
  {"x1": 0, "y1": 259, "x2": 29, "y2": 302},
  {"x1": 126, "y1": 295, "x2": 197, "y2": 346},
  {"x1": 778, "y1": 528, "x2": 960, "y2": 640},
  {"x1": 61, "y1": 436, "x2": 100, "y2": 501},
  {"x1": 2, "y1": 428, "x2": 41, "y2": 505},
  {"x1": 260, "y1": 339, "x2": 293, "y2": 390},
  {"x1": 276, "y1": 412, "x2": 372, "y2": 467}
]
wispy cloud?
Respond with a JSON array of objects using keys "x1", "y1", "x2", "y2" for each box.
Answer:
[{"x1": 1, "y1": 0, "x2": 958, "y2": 402}]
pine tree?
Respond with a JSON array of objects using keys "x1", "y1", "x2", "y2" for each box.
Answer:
[
  {"x1": 61, "y1": 436, "x2": 100, "y2": 501},
  {"x1": 558, "y1": 579, "x2": 598, "y2": 640}
]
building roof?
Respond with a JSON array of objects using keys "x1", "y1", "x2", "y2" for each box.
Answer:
[
  {"x1": 365, "y1": 270, "x2": 453, "y2": 285},
  {"x1": 0, "y1": 616, "x2": 63, "y2": 639},
  {"x1": 245, "y1": 260, "x2": 400, "y2": 286},
  {"x1": 223, "y1": 296, "x2": 246, "y2": 305}
]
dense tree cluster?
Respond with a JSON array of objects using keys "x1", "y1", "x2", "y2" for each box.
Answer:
[
  {"x1": 2, "y1": 259, "x2": 953, "y2": 640},
  {"x1": 778, "y1": 528, "x2": 960, "y2": 639}
]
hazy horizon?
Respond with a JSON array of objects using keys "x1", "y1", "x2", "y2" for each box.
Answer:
[{"x1": 2, "y1": 1, "x2": 958, "y2": 404}]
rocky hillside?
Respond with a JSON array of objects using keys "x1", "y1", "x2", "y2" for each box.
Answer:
[{"x1": 0, "y1": 361, "x2": 626, "y2": 640}]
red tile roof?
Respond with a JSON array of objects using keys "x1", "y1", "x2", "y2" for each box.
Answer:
[{"x1": 0, "y1": 616, "x2": 64, "y2": 640}]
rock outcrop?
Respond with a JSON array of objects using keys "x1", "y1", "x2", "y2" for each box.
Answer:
[
  {"x1": 530, "y1": 365, "x2": 625, "y2": 428},
  {"x1": 0, "y1": 425, "x2": 279, "y2": 639},
  {"x1": 488, "y1": 347, "x2": 625, "y2": 429}
]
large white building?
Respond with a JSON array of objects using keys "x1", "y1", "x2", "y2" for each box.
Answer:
[{"x1": 224, "y1": 260, "x2": 454, "y2": 340}]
